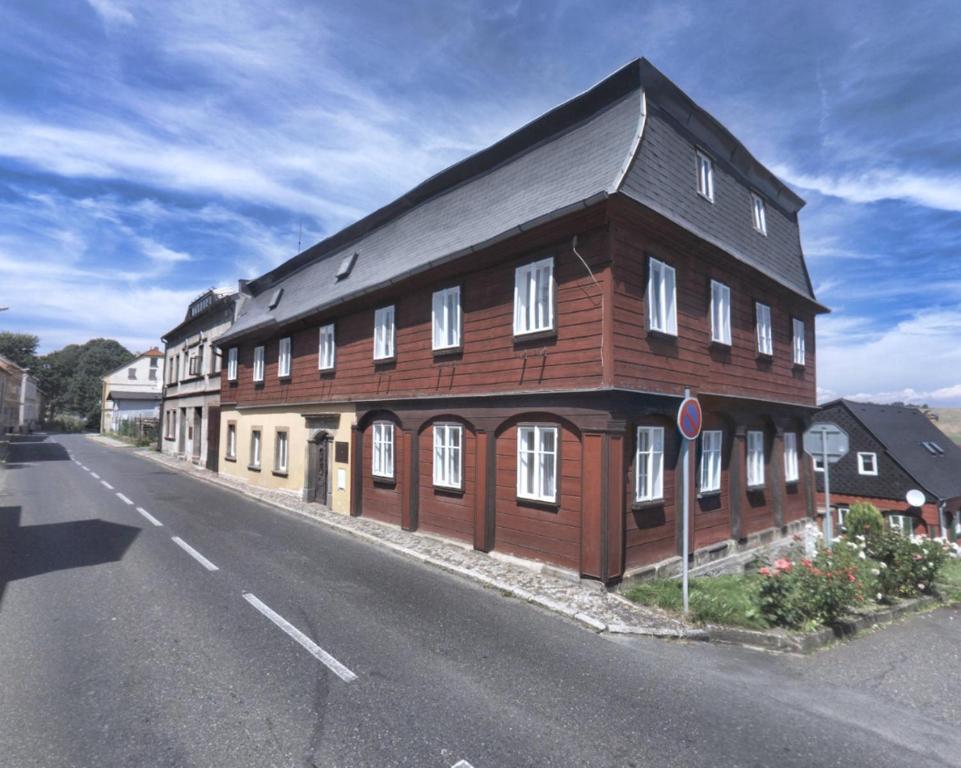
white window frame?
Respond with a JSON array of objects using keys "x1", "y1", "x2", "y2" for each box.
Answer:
[
  {"x1": 784, "y1": 432, "x2": 799, "y2": 483},
  {"x1": 813, "y1": 455, "x2": 825, "y2": 473},
  {"x1": 516, "y1": 424, "x2": 559, "y2": 503},
  {"x1": 432, "y1": 286, "x2": 462, "y2": 351},
  {"x1": 432, "y1": 423, "x2": 463, "y2": 489},
  {"x1": 857, "y1": 452, "x2": 878, "y2": 476},
  {"x1": 226, "y1": 423, "x2": 236, "y2": 459},
  {"x1": 372, "y1": 421, "x2": 395, "y2": 479},
  {"x1": 696, "y1": 149, "x2": 715, "y2": 202},
  {"x1": 755, "y1": 303, "x2": 773, "y2": 356},
  {"x1": 837, "y1": 506, "x2": 849, "y2": 531},
  {"x1": 513, "y1": 257, "x2": 554, "y2": 336},
  {"x1": 227, "y1": 348, "x2": 238, "y2": 381},
  {"x1": 253, "y1": 346, "x2": 265, "y2": 382},
  {"x1": 747, "y1": 430, "x2": 765, "y2": 488},
  {"x1": 710, "y1": 280, "x2": 731, "y2": 345},
  {"x1": 699, "y1": 429, "x2": 722, "y2": 494},
  {"x1": 374, "y1": 306, "x2": 395, "y2": 361},
  {"x1": 792, "y1": 318, "x2": 805, "y2": 366},
  {"x1": 635, "y1": 426, "x2": 665, "y2": 503},
  {"x1": 751, "y1": 192, "x2": 767, "y2": 235},
  {"x1": 888, "y1": 514, "x2": 912, "y2": 536},
  {"x1": 250, "y1": 429, "x2": 261, "y2": 468},
  {"x1": 274, "y1": 430, "x2": 289, "y2": 473},
  {"x1": 278, "y1": 337, "x2": 292, "y2": 378},
  {"x1": 647, "y1": 257, "x2": 678, "y2": 335},
  {"x1": 318, "y1": 324, "x2": 336, "y2": 371}
]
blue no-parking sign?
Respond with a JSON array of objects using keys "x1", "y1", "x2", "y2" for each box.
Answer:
[{"x1": 677, "y1": 396, "x2": 702, "y2": 441}]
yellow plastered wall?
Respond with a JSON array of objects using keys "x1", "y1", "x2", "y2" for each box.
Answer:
[{"x1": 218, "y1": 404, "x2": 355, "y2": 515}]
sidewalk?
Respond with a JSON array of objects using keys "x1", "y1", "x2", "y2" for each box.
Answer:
[{"x1": 87, "y1": 435, "x2": 700, "y2": 638}]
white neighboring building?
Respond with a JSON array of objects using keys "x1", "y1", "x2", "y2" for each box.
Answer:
[
  {"x1": 100, "y1": 348, "x2": 165, "y2": 433},
  {"x1": 18, "y1": 369, "x2": 41, "y2": 431},
  {"x1": 160, "y1": 289, "x2": 239, "y2": 468}
]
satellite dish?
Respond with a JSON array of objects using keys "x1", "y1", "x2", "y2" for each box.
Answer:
[{"x1": 905, "y1": 489, "x2": 925, "y2": 507}]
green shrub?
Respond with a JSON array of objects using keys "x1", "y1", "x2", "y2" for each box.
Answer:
[
  {"x1": 758, "y1": 540, "x2": 874, "y2": 630},
  {"x1": 844, "y1": 502, "x2": 884, "y2": 540},
  {"x1": 866, "y1": 531, "x2": 948, "y2": 600}
]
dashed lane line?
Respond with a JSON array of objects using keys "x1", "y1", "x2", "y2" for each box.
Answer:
[
  {"x1": 242, "y1": 592, "x2": 357, "y2": 683},
  {"x1": 116, "y1": 492, "x2": 134, "y2": 505},
  {"x1": 452, "y1": 762, "x2": 475, "y2": 768},
  {"x1": 171, "y1": 536, "x2": 219, "y2": 572},
  {"x1": 136, "y1": 507, "x2": 163, "y2": 527},
  {"x1": 90, "y1": 472, "x2": 100, "y2": 480},
  {"x1": 100, "y1": 480, "x2": 114, "y2": 490}
]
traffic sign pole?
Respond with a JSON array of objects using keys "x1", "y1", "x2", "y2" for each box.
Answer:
[
  {"x1": 676, "y1": 388, "x2": 702, "y2": 615},
  {"x1": 822, "y1": 431, "x2": 833, "y2": 546}
]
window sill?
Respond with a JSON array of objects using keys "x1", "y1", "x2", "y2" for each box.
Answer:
[
  {"x1": 272, "y1": 470, "x2": 288, "y2": 478},
  {"x1": 247, "y1": 465, "x2": 262, "y2": 472},
  {"x1": 792, "y1": 362, "x2": 805, "y2": 370},
  {"x1": 253, "y1": 380, "x2": 265, "y2": 388},
  {"x1": 746, "y1": 484, "x2": 765, "y2": 492},
  {"x1": 517, "y1": 495, "x2": 559, "y2": 512},
  {"x1": 318, "y1": 367, "x2": 336, "y2": 376},
  {"x1": 632, "y1": 498, "x2": 665, "y2": 511},
  {"x1": 432, "y1": 345, "x2": 463, "y2": 359},
  {"x1": 755, "y1": 353, "x2": 773, "y2": 362},
  {"x1": 373, "y1": 475, "x2": 396, "y2": 488},
  {"x1": 709, "y1": 339, "x2": 731, "y2": 349},
  {"x1": 785, "y1": 479, "x2": 799, "y2": 486},
  {"x1": 278, "y1": 375, "x2": 292, "y2": 383},
  {"x1": 647, "y1": 329, "x2": 678, "y2": 340},
  {"x1": 163, "y1": 435, "x2": 176, "y2": 442},
  {"x1": 373, "y1": 356, "x2": 396, "y2": 366},
  {"x1": 227, "y1": 379, "x2": 238, "y2": 386},
  {"x1": 224, "y1": 455, "x2": 237, "y2": 463},
  {"x1": 696, "y1": 489, "x2": 721, "y2": 499},
  {"x1": 513, "y1": 328, "x2": 556, "y2": 344},
  {"x1": 433, "y1": 483, "x2": 464, "y2": 497}
]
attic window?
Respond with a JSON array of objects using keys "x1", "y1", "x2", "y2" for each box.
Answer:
[
  {"x1": 922, "y1": 441, "x2": 944, "y2": 455},
  {"x1": 336, "y1": 252, "x2": 358, "y2": 281},
  {"x1": 268, "y1": 288, "x2": 284, "y2": 310}
]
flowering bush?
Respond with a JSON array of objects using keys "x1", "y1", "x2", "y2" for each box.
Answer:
[
  {"x1": 844, "y1": 502, "x2": 884, "y2": 539},
  {"x1": 866, "y1": 531, "x2": 949, "y2": 600},
  {"x1": 758, "y1": 539, "x2": 874, "y2": 630}
]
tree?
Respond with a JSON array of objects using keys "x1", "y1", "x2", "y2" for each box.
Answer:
[
  {"x1": 34, "y1": 338, "x2": 134, "y2": 426},
  {"x1": 0, "y1": 332, "x2": 39, "y2": 369}
]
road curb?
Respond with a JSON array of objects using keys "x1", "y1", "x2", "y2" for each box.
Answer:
[{"x1": 105, "y1": 442, "x2": 702, "y2": 639}]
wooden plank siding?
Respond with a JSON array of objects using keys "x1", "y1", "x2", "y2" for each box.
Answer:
[
  {"x1": 608, "y1": 198, "x2": 817, "y2": 405},
  {"x1": 417, "y1": 420, "x2": 476, "y2": 543},
  {"x1": 222, "y1": 212, "x2": 610, "y2": 409}
]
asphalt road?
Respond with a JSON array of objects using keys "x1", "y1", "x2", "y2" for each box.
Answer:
[{"x1": 0, "y1": 433, "x2": 959, "y2": 768}]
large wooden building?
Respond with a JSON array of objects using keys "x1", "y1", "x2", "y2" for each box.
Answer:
[{"x1": 215, "y1": 59, "x2": 827, "y2": 582}]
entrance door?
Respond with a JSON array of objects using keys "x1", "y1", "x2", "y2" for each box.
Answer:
[
  {"x1": 192, "y1": 408, "x2": 202, "y2": 462},
  {"x1": 177, "y1": 408, "x2": 186, "y2": 454},
  {"x1": 315, "y1": 438, "x2": 329, "y2": 506}
]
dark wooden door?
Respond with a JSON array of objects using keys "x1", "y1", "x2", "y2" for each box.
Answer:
[
  {"x1": 315, "y1": 439, "x2": 329, "y2": 506},
  {"x1": 206, "y1": 405, "x2": 221, "y2": 472}
]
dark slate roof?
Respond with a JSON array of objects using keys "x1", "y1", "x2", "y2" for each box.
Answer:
[
  {"x1": 107, "y1": 390, "x2": 162, "y2": 401},
  {"x1": 832, "y1": 400, "x2": 961, "y2": 502},
  {"x1": 220, "y1": 58, "x2": 820, "y2": 345}
]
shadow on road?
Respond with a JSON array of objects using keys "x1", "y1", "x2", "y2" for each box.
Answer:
[
  {"x1": 1, "y1": 434, "x2": 70, "y2": 466},
  {"x1": 0, "y1": 506, "x2": 140, "y2": 607}
]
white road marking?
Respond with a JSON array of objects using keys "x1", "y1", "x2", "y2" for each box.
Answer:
[
  {"x1": 136, "y1": 507, "x2": 163, "y2": 527},
  {"x1": 452, "y1": 761, "x2": 475, "y2": 768},
  {"x1": 115, "y1": 492, "x2": 134, "y2": 505},
  {"x1": 90, "y1": 472, "x2": 100, "y2": 479},
  {"x1": 242, "y1": 592, "x2": 357, "y2": 683},
  {"x1": 100, "y1": 480, "x2": 114, "y2": 490},
  {"x1": 171, "y1": 536, "x2": 219, "y2": 571}
]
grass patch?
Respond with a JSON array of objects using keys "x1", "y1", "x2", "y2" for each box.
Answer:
[
  {"x1": 936, "y1": 558, "x2": 961, "y2": 602},
  {"x1": 624, "y1": 574, "x2": 768, "y2": 629}
]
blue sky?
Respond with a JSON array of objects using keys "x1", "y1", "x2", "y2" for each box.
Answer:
[{"x1": 1, "y1": 0, "x2": 960, "y2": 405}]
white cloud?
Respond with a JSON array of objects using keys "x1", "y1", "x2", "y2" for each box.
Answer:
[
  {"x1": 775, "y1": 164, "x2": 961, "y2": 214},
  {"x1": 818, "y1": 307, "x2": 961, "y2": 407},
  {"x1": 86, "y1": 0, "x2": 135, "y2": 26}
]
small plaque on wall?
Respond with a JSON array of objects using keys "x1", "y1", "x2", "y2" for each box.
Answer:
[{"x1": 335, "y1": 441, "x2": 349, "y2": 463}]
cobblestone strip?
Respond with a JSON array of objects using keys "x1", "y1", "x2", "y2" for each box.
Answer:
[{"x1": 97, "y1": 439, "x2": 695, "y2": 637}]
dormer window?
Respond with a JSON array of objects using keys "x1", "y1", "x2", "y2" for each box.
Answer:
[
  {"x1": 857, "y1": 452, "x2": 878, "y2": 476},
  {"x1": 696, "y1": 150, "x2": 714, "y2": 202},
  {"x1": 751, "y1": 192, "x2": 767, "y2": 235}
]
